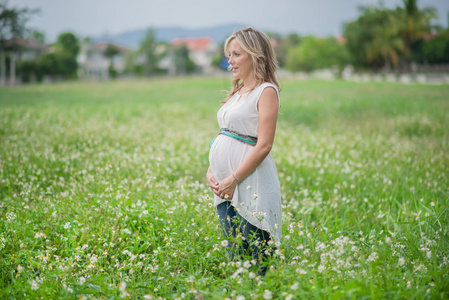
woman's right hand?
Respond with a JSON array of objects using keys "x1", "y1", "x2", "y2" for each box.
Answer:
[{"x1": 206, "y1": 167, "x2": 219, "y2": 196}]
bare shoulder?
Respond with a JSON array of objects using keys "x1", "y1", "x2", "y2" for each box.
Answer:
[
  {"x1": 258, "y1": 86, "x2": 279, "y2": 111},
  {"x1": 260, "y1": 86, "x2": 278, "y2": 99},
  {"x1": 259, "y1": 86, "x2": 279, "y2": 105}
]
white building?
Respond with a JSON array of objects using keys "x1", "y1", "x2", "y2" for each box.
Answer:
[{"x1": 77, "y1": 41, "x2": 129, "y2": 79}]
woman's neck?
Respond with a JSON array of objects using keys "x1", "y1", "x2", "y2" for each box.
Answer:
[{"x1": 240, "y1": 76, "x2": 258, "y2": 94}]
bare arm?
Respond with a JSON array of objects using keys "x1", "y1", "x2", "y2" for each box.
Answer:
[{"x1": 217, "y1": 87, "x2": 279, "y2": 198}]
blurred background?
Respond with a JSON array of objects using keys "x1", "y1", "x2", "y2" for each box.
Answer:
[{"x1": 1, "y1": 0, "x2": 448, "y2": 85}]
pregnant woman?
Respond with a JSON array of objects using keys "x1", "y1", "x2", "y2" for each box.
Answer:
[{"x1": 206, "y1": 27, "x2": 282, "y2": 276}]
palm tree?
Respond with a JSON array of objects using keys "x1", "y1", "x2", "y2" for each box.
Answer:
[
  {"x1": 365, "y1": 9, "x2": 407, "y2": 71},
  {"x1": 401, "y1": 0, "x2": 437, "y2": 64}
]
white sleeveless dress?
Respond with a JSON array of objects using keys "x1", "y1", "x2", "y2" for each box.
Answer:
[{"x1": 209, "y1": 82, "x2": 282, "y2": 242}]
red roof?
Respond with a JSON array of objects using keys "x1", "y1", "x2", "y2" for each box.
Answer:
[
  {"x1": 171, "y1": 37, "x2": 213, "y2": 51},
  {"x1": 334, "y1": 35, "x2": 346, "y2": 44},
  {"x1": 422, "y1": 32, "x2": 437, "y2": 41},
  {"x1": 6, "y1": 37, "x2": 50, "y2": 51},
  {"x1": 94, "y1": 42, "x2": 129, "y2": 53}
]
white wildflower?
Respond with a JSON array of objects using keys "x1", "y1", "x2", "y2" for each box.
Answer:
[
  {"x1": 367, "y1": 252, "x2": 379, "y2": 262},
  {"x1": 221, "y1": 240, "x2": 229, "y2": 248},
  {"x1": 118, "y1": 281, "x2": 127, "y2": 291},
  {"x1": 296, "y1": 268, "x2": 307, "y2": 275},
  {"x1": 34, "y1": 232, "x2": 46, "y2": 238},
  {"x1": 6, "y1": 212, "x2": 17, "y2": 222},
  {"x1": 263, "y1": 289, "x2": 272, "y2": 299},
  {"x1": 31, "y1": 280, "x2": 39, "y2": 290},
  {"x1": 90, "y1": 255, "x2": 98, "y2": 264}
]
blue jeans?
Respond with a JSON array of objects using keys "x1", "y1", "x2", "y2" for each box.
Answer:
[{"x1": 216, "y1": 201, "x2": 272, "y2": 276}]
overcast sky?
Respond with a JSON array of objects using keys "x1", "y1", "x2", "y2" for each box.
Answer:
[{"x1": 10, "y1": 0, "x2": 449, "y2": 42}]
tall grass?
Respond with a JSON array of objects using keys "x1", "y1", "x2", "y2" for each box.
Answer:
[{"x1": 1, "y1": 78, "x2": 448, "y2": 299}]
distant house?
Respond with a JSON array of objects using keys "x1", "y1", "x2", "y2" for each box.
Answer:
[
  {"x1": 171, "y1": 37, "x2": 218, "y2": 74},
  {"x1": 8, "y1": 38, "x2": 50, "y2": 61},
  {"x1": 0, "y1": 37, "x2": 50, "y2": 85},
  {"x1": 77, "y1": 41, "x2": 129, "y2": 79}
]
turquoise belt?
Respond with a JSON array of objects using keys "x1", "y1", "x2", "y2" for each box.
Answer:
[{"x1": 210, "y1": 128, "x2": 258, "y2": 148}]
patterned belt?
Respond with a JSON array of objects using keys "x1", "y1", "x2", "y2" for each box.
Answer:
[{"x1": 209, "y1": 128, "x2": 258, "y2": 148}]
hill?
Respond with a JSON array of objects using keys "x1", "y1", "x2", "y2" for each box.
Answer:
[{"x1": 92, "y1": 23, "x2": 248, "y2": 49}]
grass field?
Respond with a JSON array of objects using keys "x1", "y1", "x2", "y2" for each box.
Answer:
[{"x1": 1, "y1": 78, "x2": 448, "y2": 299}]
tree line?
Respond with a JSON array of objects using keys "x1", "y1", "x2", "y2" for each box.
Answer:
[{"x1": 277, "y1": 0, "x2": 448, "y2": 73}]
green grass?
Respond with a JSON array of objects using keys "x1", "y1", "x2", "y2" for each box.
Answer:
[{"x1": 1, "y1": 77, "x2": 448, "y2": 299}]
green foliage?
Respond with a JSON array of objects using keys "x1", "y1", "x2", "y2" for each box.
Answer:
[
  {"x1": 0, "y1": 78, "x2": 448, "y2": 298},
  {"x1": 211, "y1": 53, "x2": 222, "y2": 68},
  {"x1": 139, "y1": 28, "x2": 159, "y2": 76},
  {"x1": 286, "y1": 36, "x2": 348, "y2": 72},
  {"x1": 55, "y1": 32, "x2": 80, "y2": 58},
  {"x1": 17, "y1": 32, "x2": 80, "y2": 81},
  {"x1": 267, "y1": 32, "x2": 301, "y2": 68},
  {"x1": 124, "y1": 50, "x2": 140, "y2": 76},
  {"x1": 344, "y1": 7, "x2": 403, "y2": 69},
  {"x1": 367, "y1": 8, "x2": 407, "y2": 70},
  {"x1": 17, "y1": 52, "x2": 59, "y2": 81},
  {"x1": 343, "y1": 2, "x2": 437, "y2": 70},
  {"x1": 402, "y1": 0, "x2": 438, "y2": 55},
  {"x1": 27, "y1": 30, "x2": 45, "y2": 43},
  {"x1": 210, "y1": 41, "x2": 226, "y2": 70},
  {"x1": 39, "y1": 52, "x2": 60, "y2": 75},
  {"x1": 272, "y1": 33, "x2": 301, "y2": 68},
  {"x1": 410, "y1": 38, "x2": 426, "y2": 63},
  {"x1": 104, "y1": 43, "x2": 119, "y2": 59},
  {"x1": 411, "y1": 30, "x2": 449, "y2": 64},
  {"x1": 108, "y1": 64, "x2": 118, "y2": 79},
  {"x1": 0, "y1": 1, "x2": 38, "y2": 50},
  {"x1": 17, "y1": 59, "x2": 41, "y2": 82},
  {"x1": 422, "y1": 30, "x2": 449, "y2": 63},
  {"x1": 286, "y1": 33, "x2": 301, "y2": 46},
  {"x1": 104, "y1": 44, "x2": 120, "y2": 79},
  {"x1": 49, "y1": 32, "x2": 80, "y2": 79},
  {"x1": 174, "y1": 44, "x2": 196, "y2": 74}
]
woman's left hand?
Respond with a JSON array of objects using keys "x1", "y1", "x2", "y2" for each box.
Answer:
[{"x1": 217, "y1": 175, "x2": 239, "y2": 199}]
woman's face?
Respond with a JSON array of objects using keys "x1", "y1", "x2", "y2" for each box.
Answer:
[{"x1": 227, "y1": 39, "x2": 254, "y2": 82}]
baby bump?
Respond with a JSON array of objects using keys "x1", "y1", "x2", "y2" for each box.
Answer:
[{"x1": 209, "y1": 135, "x2": 251, "y2": 182}]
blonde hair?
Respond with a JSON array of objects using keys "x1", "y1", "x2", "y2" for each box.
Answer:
[{"x1": 223, "y1": 27, "x2": 280, "y2": 102}]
